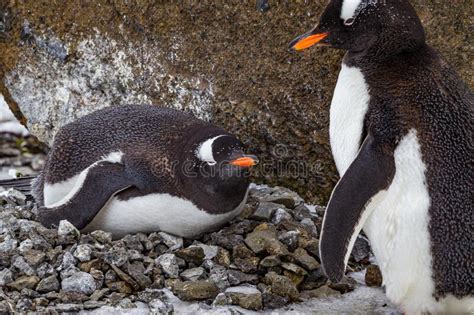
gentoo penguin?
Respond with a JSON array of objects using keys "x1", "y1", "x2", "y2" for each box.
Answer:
[
  {"x1": 30, "y1": 105, "x2": 257, "y2": 238},
  {"x1": 290, "y1": 0, "x2": 473, "y2": 313}
]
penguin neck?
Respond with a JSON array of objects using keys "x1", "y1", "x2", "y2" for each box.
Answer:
[{"x1": 345, "y1": 39, "x2": 428, "y2": 68}]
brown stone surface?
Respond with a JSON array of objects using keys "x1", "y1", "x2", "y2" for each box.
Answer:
[{"x1": 0, "y1": 1, "x2": 471, "y2": 203}]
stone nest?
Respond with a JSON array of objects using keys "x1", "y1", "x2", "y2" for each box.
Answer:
[{"x1": 0, "y1": 182, "x2": 382, "y2": 313}]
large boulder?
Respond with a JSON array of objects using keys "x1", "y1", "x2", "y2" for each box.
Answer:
[{"x1": 0, "y1": 1, "x2": 471, "y2": 203}]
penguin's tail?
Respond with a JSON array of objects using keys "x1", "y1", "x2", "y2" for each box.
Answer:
[{"x1": 0, "y1": 175, "x2": 36, "y2": 198}]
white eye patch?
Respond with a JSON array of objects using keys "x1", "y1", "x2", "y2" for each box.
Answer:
[
  {"x1": 341, "y1": 0, "x2": 376, "y2": 24},
  {"x1": 196, "y1": 135, "x2": 225, "y2": 165}
]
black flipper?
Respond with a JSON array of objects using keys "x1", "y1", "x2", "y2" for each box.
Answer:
[
  {"x1": 320, "y1": 133, "x2": 396, "y2": 282},
  {"x1": 0, "y1": 175, "x2": 36, "y2": 198},
  {"x1": 38, "y1": 161, "x2": 134, "y2": 230}
]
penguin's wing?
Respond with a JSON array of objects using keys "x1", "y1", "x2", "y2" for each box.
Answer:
[
  {"x1": 320, "y1": 133, "x2": 395, "y2": 282},
  {"x1": 38, "y1": 161, "x2": 134, "y2": 230}
]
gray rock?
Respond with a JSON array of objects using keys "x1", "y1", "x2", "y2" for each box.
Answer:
[
  {"x1": 127, "y1": 261, "x2": 152, "y2": 288},
  {"x1": 212, "y1": 292, "x2": 229, "y2": 306},
  {"x1": 232, "y1": 257, "x2": 260, "y2": 274},
  {"x1": 293, "y1": 248, "x2": 320, "y2": 271},
  {"x1": 158, "y1": 232, "x2": 183, "y2": 251},
  {"x1": 180, "y1": 267, "x2": 205, "y2": 281},
  {"x1": 149, "y1": 298, "x2": 174, "y2": 314},
  {"x1": 210, "y1": 233, "x2": 244, "y2": 250},
  {"x1": 0, "y1": 234, "x2": 17, "y2": 253},
  {"x1": 172, "y1": 280, "x2": 219, "y2": 301},
  {"x1": 293, "y1": 204, "x2": 317, "y2": 221},
  {"x1": 104, "y1": 247, "x2": 128, "y2": 267},
  {"x1": 281, "y1": 262, "x2": 308, "y2": 276},
  {"x1": 58, "y1": 251, "x2": 77, "y2": 271},
  {"x1": 264, "y1": 272, "x2": 299, "y2": 301},
  {"x1": 351, "y1": 236, "x2": 371, "y2": 263},
  {"x1": 57, "y1": 220, "x2": 80, "y2": 244},
  {"x1": 0, "y1": 268, "x2": 13, "y2": 285},
  {"x1": 300, "y1": 268, "x2": 328, "y2": 291},
  {"x1": 73, "y1": 244, "x2": 92, "y2": 262},
  {"x1": 260, "y1": 255, "x2": 281, "y2": 268},
  {"x1": 209, "y1": 265, "x2": 229, "y2": 290},
  {"x1": 300, "y1": 285, "x2": 341, "y2": 300},
  {"x1": 300, "y1": 218, "x2": 318, "y2": 237},
  {"x1": 13, "y1": 255, "x2": 35, "y2": 276},
  {"x1": 18, "y1": 239, "x2": 34, "y2": 253},
  {"x1": 53, "y1": 303, "x2": 83, "y2": 312},
  {"x1": 257, "y1": 186, "x2": 304, "y2": 209},
  {"x1": 36, "y1": 262, "x2": 55, "y2": 278},
  {"x1": 225, "y1": 285, "x2": 263, "y2": 310},
  {"x1": 278, "y1": 231, "x2": 300, "y2": 252},
  {"x1": 155, "y1": 253, "x2": 179, "y2": 278},
  {"x1": 61, "y1": 272, "x2": 96, "y2": 295},
  {"x1": 15, "y1": 298, "x2": 33, "y2": 311},
  {"x1": 271, "y1": 208, "x2": 292, "y2": 224},
  {"x1": 90, "y1": 230, "x2": 112, "y2": 244},
  {"x1": 175, "y1": 246, "x2": 205, "y2": 265},
  {"x1": 250, "y1": 202, "x2": 281, "y2": 221},
  {"x1": 262, "y1": 292, "x2": 289, "y2": 309},
  {"x1": 36, "y1": 275, "x2": 60, "y2": 293},
  {"x1": 83, "y1": 301, "x2": 106, "y2": 309},
  {"x1": 122, "y1": 234, "x2": 144, "y2": 251},
  {"x1": 228, "y1": 270, "x2": 259, "y2": 286},
  {"x1": 0, "y1": 188, "x2": 27, "y2": 205},
  {"x1": 244, "y1": 224, "x2": 277, "y2": 255}
]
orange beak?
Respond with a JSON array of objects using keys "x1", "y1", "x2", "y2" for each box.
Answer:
[
  {"x1": 290, "y1": 32, "x2": 329, "y2": 51},
  {"x1": 229, "y1": 155, "x2": 258, "y2": 168}
]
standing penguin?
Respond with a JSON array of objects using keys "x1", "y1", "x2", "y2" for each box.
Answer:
[
  {"x1": 290, "y1": 0, "x2": 473, "y2": 313},
  {"x1": 25, "y1": 105, "x2": 257, "y2": 238}
]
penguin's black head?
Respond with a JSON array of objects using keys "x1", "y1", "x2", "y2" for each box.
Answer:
[
  {"x1": 290, "y1": 0, "x2": 425, "y2": 56},
  {"x1": 185, "y1": 133, "x2": 257, "y2": 207}
]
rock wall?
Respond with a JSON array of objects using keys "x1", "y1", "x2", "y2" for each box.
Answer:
[{"x1": 0, "y1": 0, "x2": 472, "y2": 203}]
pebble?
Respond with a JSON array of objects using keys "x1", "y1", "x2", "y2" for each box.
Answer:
[
  {"x1": 155, "y1": 253, "x2": 179, "y2": 278},
  {"x1": 0, "y1": 268, "x2": 13, "y2": 285},
  {"x1": 180, "y1": 267, "x2": 205, "y2": 281},
  {"x1": 36, "y1": 275, "x2": 60, "y2": 293},
  {"x1": 299, "y1": 285, "x2": 341, "y2": 300},
  {"x1": 7, "y1": 275, "x2": 40, "y2": 290},
  {"x1": 175, "y1": 246, "x2": 205, "y2": 265},
  {"x1": 158, "y1": 232, "x2": 183, "y2": 250},
  {"x1": 73, "y1": 244, "x2": 92, "y2": 262},
  {"x1": 225, "y1": 285, "x2": 263, "y2": 310},
  {"x1": 250, "y1": 202, "x2": 280, "y2": 221},
  {"x1": 272, "y1": 208, "x2": 292, "y2": 224},
  {"x1": 57, "y1": 220, "x2": 80, "y2": 244},
  {"x1": 365, "y1": 264, "x2": 383, "y2": 287},
  {"x1": 61, "y1": 272, "x2": 96, "y2": 295},
  {"x1": 149, "y1": 298, "x2": 174, "y2": 314},
  {"x1": 172, "y1": 280, "x2": 219, "y2": 301}
]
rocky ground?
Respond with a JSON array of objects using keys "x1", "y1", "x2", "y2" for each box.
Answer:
[{"x1": 0, "y1": 133, "x2": 398, "y2": 314}]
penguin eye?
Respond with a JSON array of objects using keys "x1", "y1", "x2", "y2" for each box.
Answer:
[{"x1": 344, "y1": 18, "x2": 355, "y2": 26}]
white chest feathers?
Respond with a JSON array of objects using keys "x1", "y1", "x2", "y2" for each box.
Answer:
[
  {"x1": 82, "y1": 193, "x2": 247, "y2": 239},
  {"x1": 363, "y1": 130, "x2": 473, "y2": 313},
  {"x1": 330, "y1": 63, "x2": 370, "y2": 175}
]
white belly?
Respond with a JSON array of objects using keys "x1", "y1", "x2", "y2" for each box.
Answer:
[
  {"x1": 330, "y1": 63, "x2": 370, "y2": 176},
  {"x1": 82, "y1": 192, "x2": 247, "y2": 239},
  {"x1": 363, "y1": 130, "x2": 473, "y2": 313}
]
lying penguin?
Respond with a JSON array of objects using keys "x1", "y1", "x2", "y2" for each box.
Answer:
[
  {"x1": 291, "y1": 0, "x2": 473, "y2": 313},
  {"x1": 12, "y1": 105, "x2": 257, "y2": 238}
]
